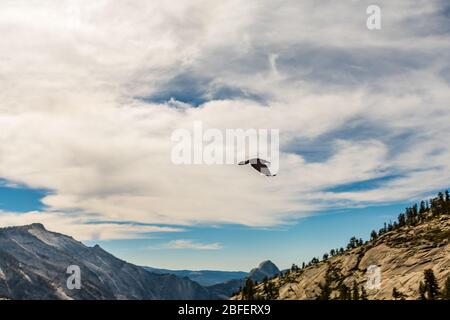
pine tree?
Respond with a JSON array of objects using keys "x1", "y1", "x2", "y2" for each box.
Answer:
[
  {"x1": 420, "y1": 269, "x2": 440, "y2": 300},
  {"x1": 266, "y1": 281, "x2": 278, "y2": 299},
  {"x1": 419, "y1": 282, "x2": 426, "y2": 300},
  {"x1": 430, "y1": 198, "x2": 438, "y2": 217},
  {"x1": 406, "y1": 208, "x2": 414, "y2": 225},
  {"x1": 392, "y1": 287, "x2": 399, "y2": 300},
  {"x1": 445, "y1": 191, "x2": 450, "y2": 214},
  {"x1": 262, "y1": 280, "x2": 278, "y2": 300},
  {"x1": 441, "y1": 276, "x2": 450, "y2": 300},
  {"x1": 397, "y1": 213, "x2": 406, "y2": 227},
  {"x1": 352, "y1": 281, "x2": 360, "y2": 300},
  {"x1": 317, "y1": 278, "x2": 332, "y2": 300},
  {"x1": 310, "y1": 257, "x2": 319, "y2": 265},
  {"x1": 412, "y1": 203, "x2": 418, "y2": 219},
  {"x1": 436, "y1": 192, "x2": 446, "y2": 216},
  {"x1": 392, "y1": 287, "x2": 406, "y2": 300},
  {"x1": 338, "y1": 284, "x2": 351, "y2": 300},
  {"x1": 360, "y1": 286, "x2": 368, "y2": 300},
  {"x1": 242, "y1": 277, "x2": 255, "y2": 300},
  {"x1": 419, "y1": 201, "x2": 426, "y2": 214},
  {"x1": 370, "y1": 230, "x2": 378, "y2": 241},
  {"x1": 347, "y1": 237, "x2": 358, "y2": 250}
]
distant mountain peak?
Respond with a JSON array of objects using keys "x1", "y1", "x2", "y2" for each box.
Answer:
[
  {"x1": 258, "y1": 260, "x2": 277, "y2": 269},
  {"x1": 28, "y1": 223, "x2": 46, "y2": 230},
  {"x1": 249, "y1": 260, "x2": 280, "y2": 282},
  {"x1": 0, "y1": 223, "x2": 46, "y2": 232}
]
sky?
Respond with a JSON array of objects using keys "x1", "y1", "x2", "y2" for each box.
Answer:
[{"x1": 0, "y1": 0, "x2": 449, "y2": 271}]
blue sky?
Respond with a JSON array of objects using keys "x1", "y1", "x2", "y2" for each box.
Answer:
[
  {"x1": 0, "y1": 181, "x2": 49, "y2": 212},
  {"x1": 0, "y1": 1, "x2": 449, "y2": 271},
  {"x1": 0, "y1": 183, "x2": 418, "y2": 270},
  {"x1": 90, "y1": 203, "x2": 408, "y2": 271}
]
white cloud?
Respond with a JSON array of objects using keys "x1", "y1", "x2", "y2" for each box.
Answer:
[
  {"x1": 0, "y1": 0, "x2": 449, "y2": 239},
  {"x1": 159, "y1": 239, "x2": 223, "y2": 250},
  {"x1": 0, "y1": 211, "x2": 183, "y2": 240}
]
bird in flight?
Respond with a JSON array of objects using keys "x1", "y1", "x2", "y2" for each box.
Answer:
[{"x1": 238, "y1": 158, "x2": 277, "y2": 176}]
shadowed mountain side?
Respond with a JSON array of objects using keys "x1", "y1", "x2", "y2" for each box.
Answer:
[
  {"x1": 0, "y1": 224, "x2": 218, "y2": 300},
  {"x1": 207, "y1": 260, "x2": 280, "y2": 299},
  {"x1": 143, "y1": 266, "x2": 248, "y2": 286}
]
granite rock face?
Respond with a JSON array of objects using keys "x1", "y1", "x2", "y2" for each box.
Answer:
[
  {"x1": 207, "y1": 260, "x2": 281, "y2": 299},
  {"x1": 248, "y1": 260, "x2": 280, "y2": 282},
  {"x1": 233, "y1": 215, "x2": 450, "y2": 300}
]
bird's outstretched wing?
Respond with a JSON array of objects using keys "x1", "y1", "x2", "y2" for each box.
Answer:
[
  {"x1": 256, "y1": 158, "x2": 271, "y2": 165},
  {"x1": 239, "y1": 158, "x2": 271, "y2": 165},
  {"x1": 257, "y1": 164, "x2": 275, "y2": 176},
  {"x1": 239, "y1": 158, "x2": 276, "y2": 176}
]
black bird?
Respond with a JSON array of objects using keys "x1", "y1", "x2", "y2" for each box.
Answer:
[{"x1": 238, "y1": 158, "x2": 277, "y2": 176}]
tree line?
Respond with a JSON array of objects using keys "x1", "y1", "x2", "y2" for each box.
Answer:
[
  {"x1": 298, "y1": 190, "x2": 450, "y2": 270},
  {"x1": 238, "y1": 190, "x2": 450, "y2": 300},
  {"x1": 393, "y1": 269, "x2": 450, "y2": 300}
]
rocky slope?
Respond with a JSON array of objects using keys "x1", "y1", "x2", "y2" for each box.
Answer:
[
  {"x1": 0, "y1": 223, "x2": 218, "y2": 300},
  {"x1": 233, "y1": 214, "x2": 450, "y2": 300}
]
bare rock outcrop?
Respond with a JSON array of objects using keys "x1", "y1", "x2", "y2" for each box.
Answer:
[{"x1": 233, "y1": 215, "x2": 450, "y2": 300}]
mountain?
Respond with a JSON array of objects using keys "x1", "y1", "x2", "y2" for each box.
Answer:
[
  {"x1": 248, "y1": 260, "x2": 280, "y2": 282},
  {"x1": 232, "y1": 195, "x2": 450, "y2": 300},
  {"x1": 207, "y1": 260, "x2": 280, "y2": 299},
  {"x1": 142, "y1": 261, "x2": 277, "y2": 288},
  {"x1": 143, "y1": 267, "x2": 247, "y2": 286},
  {"x1": 0, "y1": 223, "x2": 219, "y2": 300}
]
